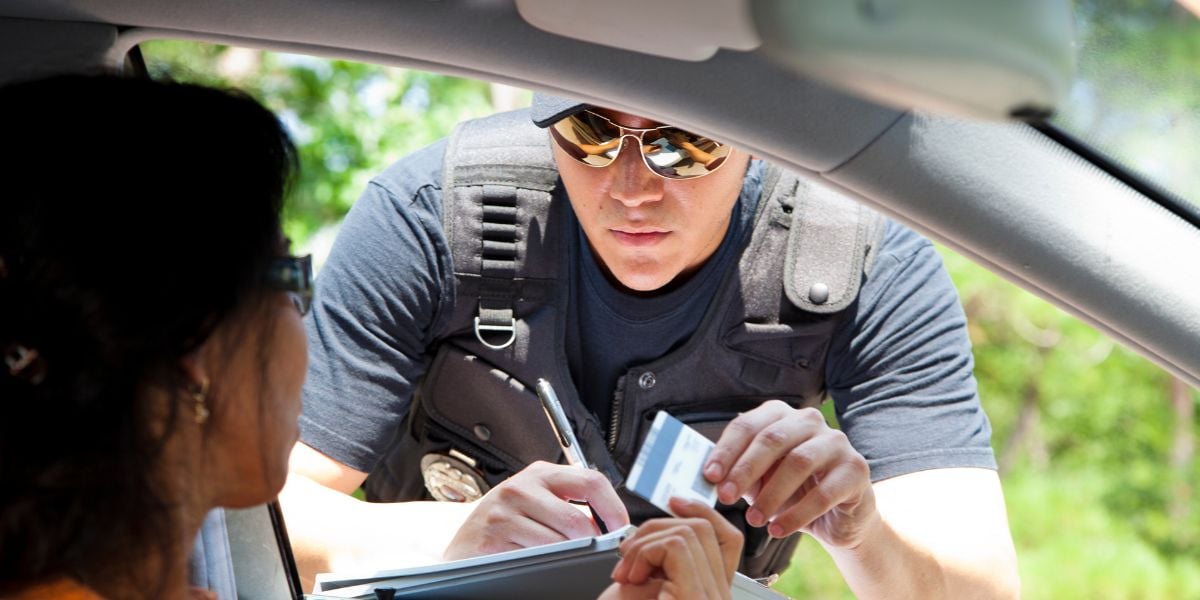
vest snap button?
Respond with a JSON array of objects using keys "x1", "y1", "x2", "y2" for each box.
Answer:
[
  {"x1": 638, "y1": 372, "x2": 656, "y2": 390},
  {"x1": 473, "y1": 424, "x2": 491, "y2": 441},
  {"x1": 809, "y1": 282, "x2": 830, "y2": 305}
]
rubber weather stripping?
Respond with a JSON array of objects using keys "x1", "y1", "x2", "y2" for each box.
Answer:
[{"x1": 1030, "y1": 121, "x2": 1200, "y2": 231}]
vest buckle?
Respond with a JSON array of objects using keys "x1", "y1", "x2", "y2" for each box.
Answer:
[{"x1": 474, "y1": 316, "x2": 517, "y2": 350}]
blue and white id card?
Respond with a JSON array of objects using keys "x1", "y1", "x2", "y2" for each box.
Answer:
[{"x1": 625, "y1": 411, "x2": 719, "y2": 515}]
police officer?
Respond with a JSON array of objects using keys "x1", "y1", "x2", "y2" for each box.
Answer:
[{"x1": 280, "y1": 96, "x2": 1019, "y2": 598}]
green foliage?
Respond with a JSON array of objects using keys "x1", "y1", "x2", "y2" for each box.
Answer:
[
  {"x1": 944, "y1": 245, "x2": 1200, "y2": 563},
  {"x1": 1057, "y1": 0, "x2": 1200, "y2": 203},
  {"x1": 141, "y1": 40, "x2": 504, "y2": 245},
  {"x1": 1006, "y1": 468, "x2": 1200, "y2": 600}
]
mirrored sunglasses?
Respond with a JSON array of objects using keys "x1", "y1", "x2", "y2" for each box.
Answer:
[{"x1": 549, "y1": 110, "x2": 732, "y2": 180}]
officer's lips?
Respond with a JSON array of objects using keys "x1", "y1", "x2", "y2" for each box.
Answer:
[{"x1": 610, "y1": 227, "x2": 669, "y2": 246}]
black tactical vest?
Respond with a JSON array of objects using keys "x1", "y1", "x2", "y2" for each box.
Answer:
[{"x1": 363, "y1": 108, "x2": 885, "y2": 580}]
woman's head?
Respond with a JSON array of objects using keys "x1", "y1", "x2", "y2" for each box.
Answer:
[{"x1": 0, "y1": 74, "x2": 305, "y2": 587}]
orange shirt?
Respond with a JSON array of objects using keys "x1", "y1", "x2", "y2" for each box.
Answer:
[
  {"x1": 2, "y1": 580, "x2": 216, "y2": 600},
  {"x1": 3, "y1": 580, "x2": 104, "y2": 600}
]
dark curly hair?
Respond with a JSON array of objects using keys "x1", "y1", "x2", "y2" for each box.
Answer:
[{"x1": 0, "y1": 74, "x2": 296, "y2": 593}]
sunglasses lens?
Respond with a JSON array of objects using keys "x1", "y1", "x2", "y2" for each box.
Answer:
[
  {"x1": 550, "y1": 112, "x2": 731, "y2": 179},
  {"x1": 639, "y1": 127, "x2": 730, "y2": 179},
  {"x1": 550, "y1": 112, "x2": 624, "y2": 167}
]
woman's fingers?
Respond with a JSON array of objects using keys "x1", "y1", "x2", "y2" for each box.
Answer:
[
  {"x1": 667, "y1": 497, "x2": 743, "y2": 580},
  {"x1": 610, "y1": 498, "x2": 743, "y2": 600}
]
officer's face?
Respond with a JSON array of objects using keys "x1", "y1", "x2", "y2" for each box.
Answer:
[{"x1": 552, "y1": 109, "x2": 750, "y2": 293}]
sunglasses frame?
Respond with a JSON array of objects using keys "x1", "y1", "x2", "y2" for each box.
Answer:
[
  {"x1": 265, "y1": 254, "x2": 314, "y2": 315},
  {"x1": 551, "y1": 110, "x2": 733, "y2": 180}
]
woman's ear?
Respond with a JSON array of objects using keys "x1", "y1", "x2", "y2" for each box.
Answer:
[
  {"x1": 177, "y1": 347, "x2": 215, "y2": 426},
  {"x1": 179, "y1": 348, "x2": 209, "y2": 391}
]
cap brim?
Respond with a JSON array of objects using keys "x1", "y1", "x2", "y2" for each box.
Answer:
[{"x1": 530, "y1": 92, "x2": 589, "y2": 128}]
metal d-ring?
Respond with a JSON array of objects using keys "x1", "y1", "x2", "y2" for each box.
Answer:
[{"x1": 474, "y1": 316, "x2": 517, "y2": 350}]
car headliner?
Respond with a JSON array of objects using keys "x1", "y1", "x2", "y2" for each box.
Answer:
[{"x1": 2, "y1": 0, "x2": 1198, "y2": 391}]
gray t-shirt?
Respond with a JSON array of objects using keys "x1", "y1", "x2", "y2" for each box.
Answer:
[{"x1": 300, "y1": 138, "x2": 996, "y2": 483}]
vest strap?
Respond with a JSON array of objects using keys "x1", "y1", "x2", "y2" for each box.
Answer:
[
  {"x1": 444, "y1": 109, "x2": 559, "y2": 351},
  {"x1": 785, "y1": 179, "x2": 886, "y2": 313},
  {"x1": 475, "y1": 184, "x2": 520, "y2": 348}
]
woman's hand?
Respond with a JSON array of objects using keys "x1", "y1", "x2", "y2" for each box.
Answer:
[{"x1": 598, "y1": 497, "x2": 743, "y2": 600}]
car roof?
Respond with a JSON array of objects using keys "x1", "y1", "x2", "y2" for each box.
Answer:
[{"x1": 2, "y1": 0, "x2": 1198, "y2": 390}]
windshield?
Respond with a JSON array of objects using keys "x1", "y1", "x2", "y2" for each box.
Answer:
[{"x1": 1052, "y1": 0, "x2": 1200, "y2": 208}]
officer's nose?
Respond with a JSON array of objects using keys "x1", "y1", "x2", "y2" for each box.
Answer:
[{"x1": 608, "y1": 138, "x2": 664, "y2": 207}]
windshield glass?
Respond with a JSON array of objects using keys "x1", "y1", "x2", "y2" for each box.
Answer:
[{"x1": 1052, "y1": 0, "x2": 1200, "y2": 208}]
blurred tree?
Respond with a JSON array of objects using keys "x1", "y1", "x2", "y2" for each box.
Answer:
[
  {"x1": 944, "y1": 244, "x2": 1200, "y2": 563},
  {"x1": 1060, "y1": 0, "x2": 1200, "y2": 202},
  {"x1": 142, "y1": 40, "x2": 515, "y2": 248}
]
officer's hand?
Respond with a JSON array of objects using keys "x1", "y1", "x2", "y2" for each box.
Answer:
[
  {"x1": 443, "y1": 461, "x2": 630, "y2": 560},
  {"x1": 703, "y1": 401, "x2": 880, "y2": 549},
  {"x1": 599, "y1": 497, "x2": 742, "y2": 600}
]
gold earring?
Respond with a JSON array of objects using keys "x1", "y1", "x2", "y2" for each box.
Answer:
[{"x1": 191, "y1": 378, "x2": 210, "y2": 425}]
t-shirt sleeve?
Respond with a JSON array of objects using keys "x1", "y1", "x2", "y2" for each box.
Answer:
[
  {"x1": 826, "y1": 220, "x2": 997, "y2": 482},
  {"x1": 299, "y1": 140, "x2": 455, "y2": 473}
]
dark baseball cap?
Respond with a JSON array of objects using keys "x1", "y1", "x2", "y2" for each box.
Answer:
[{"x1": 530, "y1": 92, "x2": 589, "y2": 128}]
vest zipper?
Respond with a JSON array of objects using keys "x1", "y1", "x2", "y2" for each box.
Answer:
[
  {"x1": 608, "y1": 377, "x2": 625, "y2": 451},
  {"x1": 607, "y1": 400, "x2": 621, "y2": 450}
]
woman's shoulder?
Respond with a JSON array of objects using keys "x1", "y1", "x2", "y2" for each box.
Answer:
[
  {"x1": 2, "y1": 580, "x2": 217, "y2": 600},
  {"x1": 3, "y1": 579, "x2": 105, "y2": 600}
]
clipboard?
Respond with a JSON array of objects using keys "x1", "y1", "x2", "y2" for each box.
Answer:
[
  {"x1": 308, "y1": 524, "x2": 790, "y2": 599},
  {"x1": 310, "y1": 526, "x2": 632, "y2": 599}
]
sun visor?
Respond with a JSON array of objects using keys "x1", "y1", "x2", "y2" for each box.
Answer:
[
  {"x1": 514, "y1": 0, "x2": 760, "y2": 61},
  {"x1": 0, "y1": 19, "x2": 118, "y2": 86},
  {"x1": 751, "y1": 0, "x2": 1077, "y2": 120}
]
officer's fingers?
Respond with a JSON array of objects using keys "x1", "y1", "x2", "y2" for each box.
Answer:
[
  {"x1": 486, "y1": 514, "x2": 574, "y2": 553},
  {"x1": 769, "y1": 460, "x2": 870, "y2": 538},
  {"x1": 535, "y1": 493, "x2": 607, "y2": 540},
  {"x1": 704, "y1": 400, "x2": 793, "y2": 487},
  {"x1": 716, "y1": 408, "x2": 825, "y2": 505},
  {"x1": 447, "y1": 495, "x2": 566, "y2": 560},
  {"x1": 667, "y1": 497, "x2": 743, "y2": 581},
  {"x1": 741, "y1": 460, "x2": 784, "y2": 506},
  {"x1": 538, "y1": 463, "x2": 631, "y2": 530},
  {"x1": 489, "y1": 477, "x2": 601, "y2": 540},
  {"x1": 744, "y1": 430, "x2": 843, "y2": 527}
]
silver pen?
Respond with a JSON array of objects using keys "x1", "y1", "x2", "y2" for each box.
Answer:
[
  {"x1": 535, "y1": 378, "x2": 609, "y2": 533},
  {"x1": 535, "y1": 378, "x2": 588, "y2": 468}
]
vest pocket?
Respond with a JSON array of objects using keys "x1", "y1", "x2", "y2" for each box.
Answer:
[
  {"x1": 417, "y1": 344, "x2": 563, "y2": 475},
  {"x1": 723, "y1": 321, "x2": 832, "y2": 370},
  {"x1": 649, "y1": 395, "x2": 812, "y2": 444}
]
